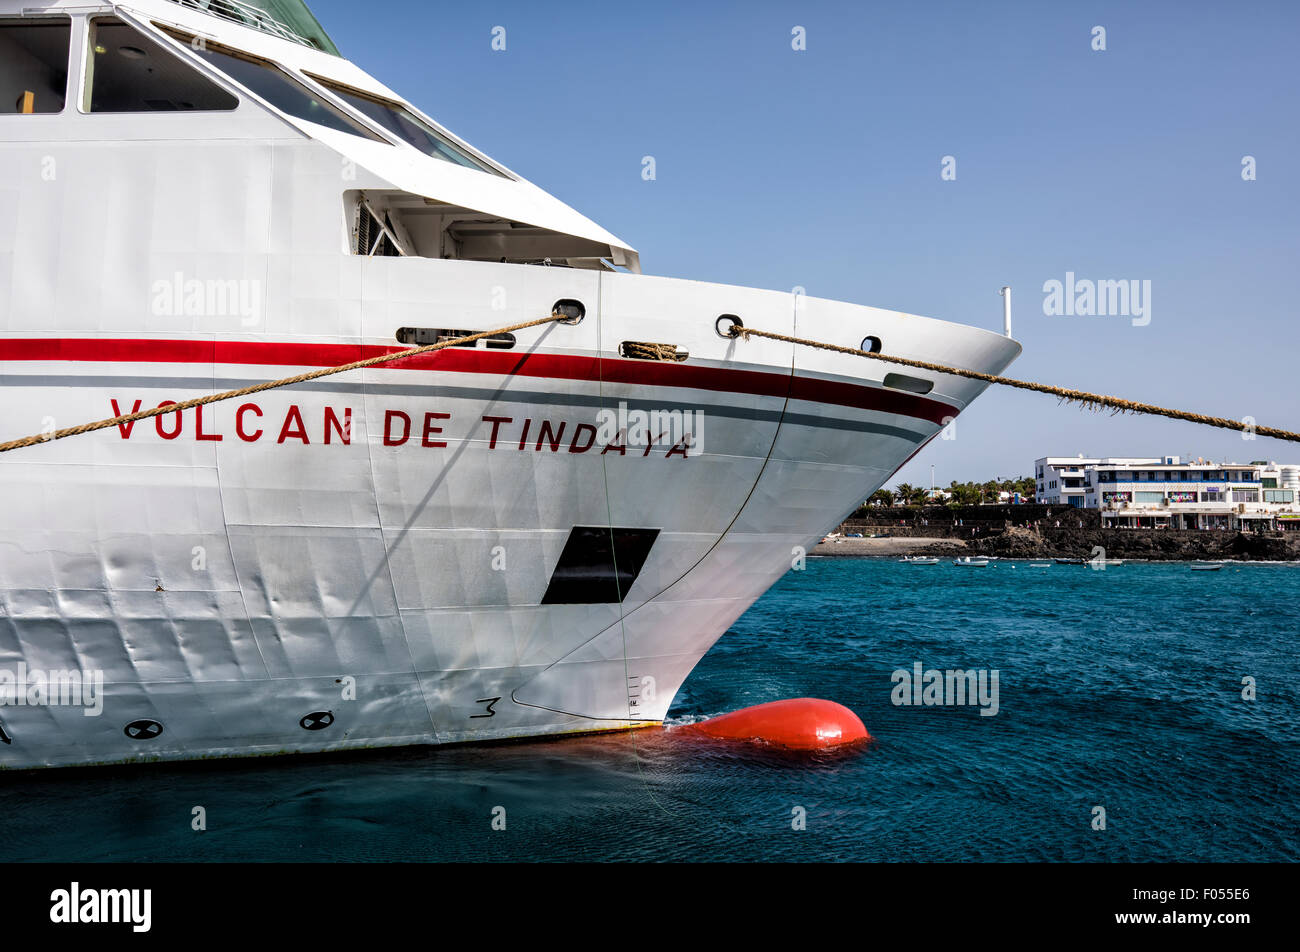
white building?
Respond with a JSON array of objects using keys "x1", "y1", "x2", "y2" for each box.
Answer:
[
  {"x1": 1034, "y1": 455, "x2": 1300, "y2": 529},
  {"x1": 1036, "y1": 455, "x2": 1163, "y2": 508}
]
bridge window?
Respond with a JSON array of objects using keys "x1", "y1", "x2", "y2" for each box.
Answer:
[
  {"x1": 158, "y1": 27, "x2": 384, "y2": 140},
  {"x1": 0, "y1": 18, "x2": 70, "y2": 114},
  {"x1": 307, "y1": 74, "x2": 502, "y2": 175},
  {"x1": 85, "y1": 18, "x2": 236, "y2": 112}
]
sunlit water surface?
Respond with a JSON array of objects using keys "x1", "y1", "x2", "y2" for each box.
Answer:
[{"x1": 3, "y1": 559, "x2": 1296, "y2": 861}]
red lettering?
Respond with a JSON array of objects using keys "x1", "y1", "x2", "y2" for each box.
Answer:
[
  {"x1": 196, "y1": 404, "x2": 223, "y2": 441},
  {"x1": 665, "y1": 438, "x2": 691, "y2": 459},
  {"x1": 483, "y1": 415, "x2": 512, "y2": 449},
  {"x1": 324, "y1": 407, "x2": 351, "y2": 445},
  {"x1": 536, "y1": 420, "x2": 565, "y2": 452},
  {"x1": 277, "y1": 404, "x2": 310, "y2": 444},
  {"x1": 422, "y1": 412, "x2": 449, "y2": 448},
  {"x1": 517, "y1": 418, "x2": 531, "y2": 450},
  {"x1": 155, "y1": 401, "x2": 182, "y2": 440},
  {"x1": 600, "y1": 430, "x2": 627, "y2": 456},
  {"x1": 384, "y1": 410, "x2": 411, "y2": 446},
  {"x1": 643, "y1": 431, "x2": 666, "y2": 458},
  {"x1": 236, "y1": 403, "x2": 262, "y2": 442},
  {"x1": 110, "y1": 399, "x2": 142, "y2": 439},
  {"x1": 568, "y1": 423, "x2": 597, "y2": 454}
]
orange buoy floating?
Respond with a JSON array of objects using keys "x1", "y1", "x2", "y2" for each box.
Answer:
[{"x1": 679, "y1": 698, "x2": 870, "y2": 750}]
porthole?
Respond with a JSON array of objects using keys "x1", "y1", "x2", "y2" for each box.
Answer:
[
  {"x1": 553, "y1": 299, "x2": 585, "y2": 324},
  {"x1": 395, "y1": 327, "x2": 516, "y2": 349},
  {"x1": 883, "y1": 372, "x2": 935, "y2": 395},
  {"x1": 716, "y1": 314, "x2": 743, "y2": 338}
]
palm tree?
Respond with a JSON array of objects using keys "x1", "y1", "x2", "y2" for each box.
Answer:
[
  {"x1": 894, "y1": 483, "x2": 916, "y2": 506},
  {"x1": 869, "y1": 489, "x2": 894, "y2": 507}
]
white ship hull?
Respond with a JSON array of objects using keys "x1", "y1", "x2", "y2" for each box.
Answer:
[
  {"x1": 0, "y1": 254, "x2": 1018, "y2": 768},
  {"x1": 0, "y1": 0, "x2": 1019, "y2": 767}
]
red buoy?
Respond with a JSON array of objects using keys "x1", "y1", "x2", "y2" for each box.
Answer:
[{"x1": 679, "y1": 698, "x2": 870, "y2": 750}]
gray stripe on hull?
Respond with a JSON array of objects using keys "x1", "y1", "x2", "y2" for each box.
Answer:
[{"x1": 0, "y1": 374, "x2": 932, "y2": 441}]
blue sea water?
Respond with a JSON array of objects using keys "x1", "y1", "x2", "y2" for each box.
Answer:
[{"x1": 2, "y1": 558, "x2": 1297, "y2": 862}]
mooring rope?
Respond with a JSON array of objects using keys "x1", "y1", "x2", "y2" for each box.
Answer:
[
  {"x1": 4, "y1": 310, "x2": 1295, "y2": 453},
  {"x1": 728, "y1": 324, "x2": 1300, "y2": 444},
  {"x1": 0, "y1": 313, "x2": 566, "y2": 455}
]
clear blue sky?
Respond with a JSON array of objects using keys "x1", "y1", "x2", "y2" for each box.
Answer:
[{"x1": 309, "y1": 0, "x2": 1299, "y2": 488}]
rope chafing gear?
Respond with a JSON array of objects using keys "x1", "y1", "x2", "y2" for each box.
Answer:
[
  {"x1": 0, "y1": 313, "x2": 566, "y2": 455},
  {"x1": 728, "y1": 324, "x2": 1300, "y2": 444}
]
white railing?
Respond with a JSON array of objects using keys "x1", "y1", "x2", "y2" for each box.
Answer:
[{"x1": 166, "y1": 0, "x2": 316, "y2": 49}]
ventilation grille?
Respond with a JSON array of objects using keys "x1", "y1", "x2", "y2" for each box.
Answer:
[{"x1": 356, "y1": 205, "x2": 400, "y2": 257}]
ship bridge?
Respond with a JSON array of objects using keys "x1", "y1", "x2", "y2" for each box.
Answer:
[{"x1": 1, "y1": 0, "x2": 641, "y2": 271}]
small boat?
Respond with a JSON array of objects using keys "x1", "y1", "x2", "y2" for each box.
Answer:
[
  {"x1": 1054, "y1": 557, "x2": 1086, "y2": 565},
  {"x1": 953, "y1": 557, "x2": 990, "y2": 567},
  {"x1": 1088, "y1": 558, "x2": 1125, "y2": 567},
  {"x1": 1028, "y1": 563, "x2": 1052, "y2": 568},
  {"x1": 1191, "y1": 561, "x2": 1226, "y2": 571},
  {"x1": 900, "y1": 556, "x2": 939, "y2": 565}
]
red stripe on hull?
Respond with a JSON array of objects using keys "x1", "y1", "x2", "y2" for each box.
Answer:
[{"x1": 0, "y1": 338, "x2": 959, "y2": 425}]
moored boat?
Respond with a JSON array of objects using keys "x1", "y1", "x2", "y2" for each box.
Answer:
[{"x1": 0, "y1": 0, "x2": 1021, "y2": 768}]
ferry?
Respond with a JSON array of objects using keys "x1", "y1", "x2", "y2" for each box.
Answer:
[{"x1": 0, "y1": 0, "x2": 1020, "y2": 768}]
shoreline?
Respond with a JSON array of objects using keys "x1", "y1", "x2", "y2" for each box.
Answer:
[
  {"x1": 813, "y1": 537, "x2": 968, "y2": 558},
  {"x1": 812, "y1": 535, "x2": 1300, "y2": 562}
]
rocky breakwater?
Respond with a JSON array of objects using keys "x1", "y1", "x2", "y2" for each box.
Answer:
[{"x1": 978, "y1": 526, "x2": 1300, "y2": 562}]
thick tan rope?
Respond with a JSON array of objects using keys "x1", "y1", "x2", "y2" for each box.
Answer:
[
  {"x1": 730, "y1": 324, "x2": 1300, "y2": 444},
  {"x1": 620, "y1": 340, "x2": 687, "y2": 362},
  {"x1": 7, "y1": 311, "x2": 1294, "y2": 453},
  {"x1": 0, "y1": 314, "x2": 565, "y2": 455}
]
